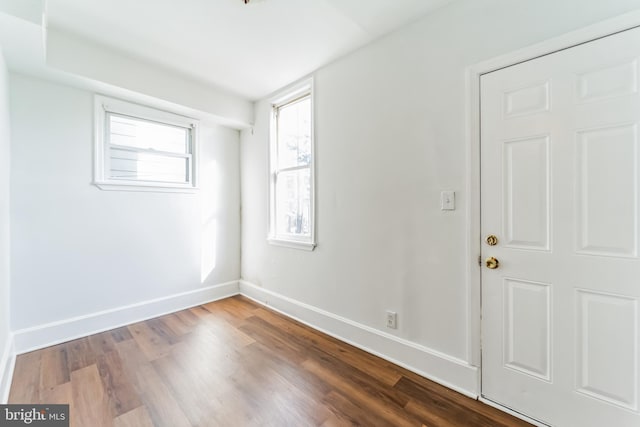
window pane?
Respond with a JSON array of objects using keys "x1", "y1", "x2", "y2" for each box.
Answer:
[
  {"x1": 109, "y1": 148, "x2": 189, "y2": 184},
  {"x1": 275, "y1": 168, "x2": 311, "y2": 237},
  {"x1": 277, "y1": 96, "x2": 311, "y2": 169},
  {"x1": 109, "y1": 113, "x2": 189, "y2": 154}
]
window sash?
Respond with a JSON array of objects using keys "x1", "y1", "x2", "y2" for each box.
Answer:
[
  {"x1": 106, "y1": 146, "x2": 192, "y2": 185},
  {"x1": 273, "y1": 166, "x2": 312, "y2": 239},
  {"x1": 274, "y1": 94, "x2": 311, "y2": 171},
  {"x1": 106, "y1": 112, "x2": 192, "y2": 155}
]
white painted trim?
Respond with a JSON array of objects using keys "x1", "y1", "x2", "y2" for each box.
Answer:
[
  {"x1": 0, "y1": 332, "x2": 16, "y2": 404},
  {"x1": 238, "y1": 280, "x2": 479, "y2": 397},
  {"x1": 93, "y1": 181, "x2": 199, "y2": 193},
  {"x1": 267, "y1": 77, "x2": 316, "y2": 250},
  {"x1": 93, "y1": 94, "x2": 200, "y2": 193},
  {"x1": 267, "y1": 238, "x2": 316, "y2": 251},
  {"x1": 464, "y1": 64, "x2": 482, "y2": 368},
  {"x1": 13, "y1": 280, "x2": 240, "y2": 354},
  {"x1": 466, "y1": 4, "x2": 640, "y2": 410}
]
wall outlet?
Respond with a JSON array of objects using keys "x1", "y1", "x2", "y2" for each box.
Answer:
[{"x1": 386, "y1": 311, "x2": 397, "y2": 329}]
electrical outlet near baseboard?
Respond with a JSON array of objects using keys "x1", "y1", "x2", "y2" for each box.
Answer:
[{"x1": 386, "y1": 311, "x2": 397, "y2": 329}]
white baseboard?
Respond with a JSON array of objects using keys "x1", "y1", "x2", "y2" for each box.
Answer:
[
  {"x1": 238, "y1": 280, "x2": 479, "y2": 397},
  {"x1": 0, "y1": 332, "x2": 16, "y2": 404},
  {"x1": 13, "y1": 280, "x2": 240, "y2": 354}
]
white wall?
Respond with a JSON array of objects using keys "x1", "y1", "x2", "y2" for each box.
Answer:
[
  {"x1": 10, "y1": 74, "x2": 240, "y2": 331},
  {"x1": 0, "y1": 47, "x2": 12, "y2": 391},
  {"x1": 240, "y1": 0, "x2": 640, "y2": 391}
]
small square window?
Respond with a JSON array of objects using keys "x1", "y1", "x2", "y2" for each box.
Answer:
[{"x1": 94, "y1": 95, "x2": 198, "y2": 192}]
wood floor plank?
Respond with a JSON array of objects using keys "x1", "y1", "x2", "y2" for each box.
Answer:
[
  {"x1": 39, "y1": 381, "x2": 72, "y2": 405},
  {"x1": 65, "y1": 337, "x2": 97, "y2": 372},
  {"x1": 135, "y1": 363, "x2": 192, "y2": 427},
  {"x1": 8, "y1": 350, "x2": 42, "y2": 403},
  {"x1": 201, "y1": 299, "x2": 245, "y2": 326},
  {"x1": 240, "y1": 339, "x2": 332, "y2": 400},
  {"x1": 39, "y1": 344, "x2": 70, "y2": 389},
  {"x1": 70, "y1": 364, "x2": 113, "y2": 427},
  {"x1": 157, "y1": 313, "x2": 192, "y2": 337},
  {"x1": 238, "y1": 315, "x2": 309, "y2": 364},
  {"x1": 396, "y1": 375, "x2": 490, "y2": 426},
  {"x1": 173, "y1": 308, "x2": 200, "y2": 327},
  {"x1": 146, "y1": 318, "x2": 181, "y2": 345},
  {"x1": 309, "y1": 348, "x2": 411, "y2": 408},
  {"x1": 150, "y1": 354, "x2": 214, "y2": 426},
  {"x1": 185, "y1": 310, "x2": 255, "y2": 350},
  {"x1": 188, "y1": 305, "x2": 216, "y2": 320},
  {"x1": 9, "y1": 296, "x2": 532, "y2": 427},
  {"x1": 303, "y1": 358, "x2": 419, "y2": 427},
  {"x1": 127, "y1": 320, "x2": 174, "y2": 361},
  {"x1": 245, "y1": 310, "x2": 410, "y2": 411},
  {"x1": 96, "y1": 350, "x2": 142, "y2": 417},
  {"x1": 252, "y1": 306, "x2": 404, "y2": 387},
  {"x1": 115, "y1": 339, "x2": 191, "y2": 427},
  {"x1": 220, "y1": 295, "x2": 260, "y2": 319},
  {"x1": 114, "y1": 406, "x2": 154, "y2": 427},
  {"x1": 319, "y1": 412, "x2": 356, "y2": 427},
  {"x1": 232, "y1": 346, "x2": 332, "y2": 425},
  {"x1": 88, "y1": 331, "x2": 118, "y2": 355},
  {"x1": 110, "y1": 326, "x2": 134, "y2": 343},
  {"x1": 403, "y1": 398, "x2": 465, "y2": 427},
  {"x1": 158, "y1": 328, "x2": 279, "y2": 426},
  {"x1": 322, "y1": 390, "x2": 398, "y2": 427},
  {"x1": 396, "y1": 375, "x2": 532, "y2": 427},
  {"x1": 201, "y1": 296, "x2": 258, "y2": 327},
  {"x1": 39, "y1": 382, "x2": 75, "y2": 427}
]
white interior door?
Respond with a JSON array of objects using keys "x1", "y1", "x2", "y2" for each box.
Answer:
[{"x1": 481, "y1": 27, "x2": 640, "y2": 427}]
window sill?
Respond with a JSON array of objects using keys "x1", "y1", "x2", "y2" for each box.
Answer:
[
  {"x1": 93, "y1": 181, "x2": 198, "y2": 194},
  {"x1": 268, "y1": 238, "x2": 316, "y2": 251}
]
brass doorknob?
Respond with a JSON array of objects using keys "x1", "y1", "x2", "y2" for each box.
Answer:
[{"x1": 485, "y1": 257, "x2": 500, "y2": 269}]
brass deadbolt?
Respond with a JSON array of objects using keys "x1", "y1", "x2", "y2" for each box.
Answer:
[{"x1": 486, "y1": 235, "x2": 498, "y2": 246}]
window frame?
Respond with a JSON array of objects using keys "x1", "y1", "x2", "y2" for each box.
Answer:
[
  {"x1": 268, "y1": 79, "x2": 316, "y2": 251},
  {"x1": 93, "y1": 95, "x2": 199, "y2": 193}
]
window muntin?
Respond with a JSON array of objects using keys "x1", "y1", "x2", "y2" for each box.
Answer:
[
  {"x1": 270, "y1": 83, "x2": 315, "y2": 249},
  {"x1": 94, "y1": 96, "x2": 198, "y2": 192}
]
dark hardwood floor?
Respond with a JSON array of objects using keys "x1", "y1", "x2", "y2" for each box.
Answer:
[{"x1": 9, "y1": 296, "x2": 532, "y2": 426}]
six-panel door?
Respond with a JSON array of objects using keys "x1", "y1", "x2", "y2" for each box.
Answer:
[{"x1": 481, "y1": 26, "x2": 640, "y2": 427}]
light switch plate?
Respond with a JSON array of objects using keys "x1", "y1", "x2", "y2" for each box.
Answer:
[{"x1": 441, "y1": 190, "x2": 455, "y2": 210}]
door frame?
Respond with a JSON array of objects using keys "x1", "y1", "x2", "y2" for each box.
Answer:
[{"x1": 464, "y1": 7, "x2": 640, "y2": 411}]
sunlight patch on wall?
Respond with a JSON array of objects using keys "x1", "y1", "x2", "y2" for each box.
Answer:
[{"x1": 201, "y1": 159, "x2": 220, "y2": 283}]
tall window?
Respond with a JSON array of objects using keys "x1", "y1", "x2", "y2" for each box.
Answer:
[
  {"x1": 94, "y1": 95, "x2": 198, "y2": 192},
  {"x1": 269, "y1": 81, "x2": 315, "y2": 250}
]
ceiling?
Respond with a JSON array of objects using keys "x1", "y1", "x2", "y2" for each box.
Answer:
[{"x1": 45, "y1": 0, "x2": 455, "y2": 100}]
